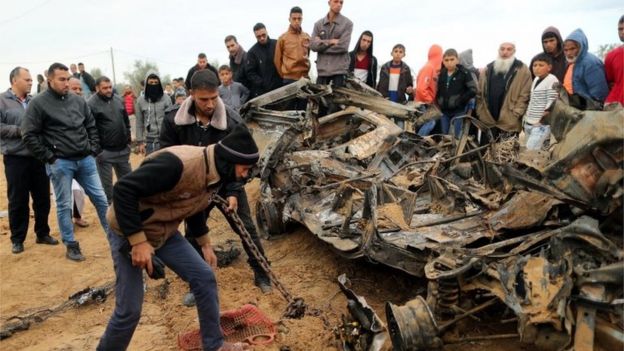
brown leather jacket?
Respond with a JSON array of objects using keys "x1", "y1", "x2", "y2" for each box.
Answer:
[
  {"x1": 274, "y1": 26, "x2": 311, "y2": 80},
  {"x1": 107, "y1": 145, "x2": 221, "y2": 248}
]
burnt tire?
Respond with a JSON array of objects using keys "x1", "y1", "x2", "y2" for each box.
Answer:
[{"x1": 255, "y1": 200, "x2": 284, "y2": 239}]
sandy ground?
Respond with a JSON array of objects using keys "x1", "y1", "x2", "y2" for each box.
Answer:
[{"x1": 0, "y1": 153, "x2": 526, "y2": 350}]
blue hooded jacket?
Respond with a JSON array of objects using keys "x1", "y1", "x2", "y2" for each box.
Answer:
[{"x1": 565, "y1": 28, "x2": 608, "y2": 102}]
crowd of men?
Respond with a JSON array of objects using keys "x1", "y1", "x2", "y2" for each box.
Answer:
[{"x1": 1, "y1": 0, "x2": 622, "y2": 350}]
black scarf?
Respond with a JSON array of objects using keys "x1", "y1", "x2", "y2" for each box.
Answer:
[{"x1": 145, "y1": 83, "x2": 163, "y2": 102}]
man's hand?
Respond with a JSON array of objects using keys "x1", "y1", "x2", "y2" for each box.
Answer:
[
  {"x1": 226, "y1": 196, "x2": 238, "y2": 214},
  {"x1": 328, "y1": 39, "x2": 339, "y2": 46},
  {"x1": 406, "y1": 86, "x2": 414, "y2": 95},
  {"x1": 137, "y1": 143, "x2": 145, "y2": 155},
  {"x1": 131, "y1": 241, "x2": 154, "y2": 275},
  {"x1": 201, "y1": 243, "x2": 218, "y2": 269}
]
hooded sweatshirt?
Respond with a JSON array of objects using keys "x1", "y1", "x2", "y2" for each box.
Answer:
[
  {"x1": 531, "y1": 26, "x2": 567, "y2": 82},
  {"x1": 459, "y1": 49, "x2": 480, "y2": 83},
  {"x1": 605, "y1": 45, "x2": 624, "y2": 105},
  {"x1": 564, "y1": 28, "x2": 609, "y2": 103},
  {"x1": 348, "y1": 32, "x2": 378, "y2": 88},
  {"x1": 415, "y1": 45, "x2": 443, "y2": 103},
  {"x1": 135, "y1": 72, "x2": 172, "y2": 143}
]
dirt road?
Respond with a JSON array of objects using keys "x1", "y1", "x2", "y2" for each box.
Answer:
[{"x1": 0, "y1": 154, "x2": 524, "y2": 350}]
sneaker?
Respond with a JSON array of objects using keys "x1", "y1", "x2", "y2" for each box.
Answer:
[
  {"x1": 11, "y1": 242, "x2": 24, "y2": 254},
  {"x1": 182, "y1": 292, "x2": 196, "y2": 307},
  {"x1": 66, "y1": 242, "x2": 85, "y2": 261},
  {"x1": 254, "y1": 271, "x2": 273, "y2": 294},
  {"x1": 36, "y1": 235, "x2": 59, "y2": 245}
]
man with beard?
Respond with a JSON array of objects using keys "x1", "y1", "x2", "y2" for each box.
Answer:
[
  {"x1": 21, "y1": 63, "x2": 110, "y2": 261},
  {"x1": 185, "y1": 53, "x2": 219, "y2": 91},
  {"x1": 88, "y1": 76, "x2": 132, "y2": 204},
  {"x1": 245, "y1": 23, "x2": 283, "y2": 98},
  {"x1": 531, "y1": 27, "x2": 567, "y2": 81},
  {"x1": 135, "y1": 72, "x2": 172, "y2": 155},
  {"x1": 160, "y1": 70, "x2": 272, "y2": 303},
  {"x1": 348, "y1": 30, "x2": 378, "y2": 88},
  {"x1": 225, "y1": 35, "x2": 248, "y2": 86},
  {"x1": 562, "y1": 29, "x2": 609, "y2": 110},
  {"x1": 1, "y1": 66, "x2": 57, "y2": 254},
  {"x1": 97, "y1": 124, "x2": 256, "y2": 351},
  {"x1": 476, "y1": 42, "x2": 532, "y2": 139}
]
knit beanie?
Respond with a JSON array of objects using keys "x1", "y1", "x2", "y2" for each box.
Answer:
[{"x1": 214, "y1": 124, "x2": 260, "y2": 165}]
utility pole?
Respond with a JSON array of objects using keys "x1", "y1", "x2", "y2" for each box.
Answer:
[{"x1": 110, "y1": 47, "x2": 117, "y2": 86}]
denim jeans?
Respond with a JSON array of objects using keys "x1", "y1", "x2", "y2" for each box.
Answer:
[
  {"x1": 96, "y1": 147, "x2": 132, "y2": 204},
  {"x1": 145, "y1": 140, "x2": 160, "y2": 156},
  {"x1": 418, "y1": 114, "x2": 450, "y2": 136},
  {"x1": 45, "y1": 156, "x2": 110, "y2": 244},
  {"x1": 524, "y1": 124, "x2": 551, "y2": 150},
  {"x1": 97, "y1": 231, "x2": 223, "y2": 351}
]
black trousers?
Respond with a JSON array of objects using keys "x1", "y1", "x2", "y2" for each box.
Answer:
[
  {"x1": 3, "y1": 155, "x2": 51, "y2": 243},
  {"x1": 186, "y1": 188, "x2": 267, "y2": 274}
]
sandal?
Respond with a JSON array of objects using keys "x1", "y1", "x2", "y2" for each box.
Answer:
[{"x1": 217, "y1": 342, "x2": 251, "y2": 351}]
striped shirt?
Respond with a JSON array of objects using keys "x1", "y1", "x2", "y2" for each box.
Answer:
[
  {"x1": 388, "y1": 63, "x2": 402, "y2": 102},
  {"x1": 524, "y1": 74, "x2": 559, "y2": 125}
]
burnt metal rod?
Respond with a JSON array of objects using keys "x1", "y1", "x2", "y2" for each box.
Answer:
[
  {"x1": 438, "y1": 298, "x2": 499, "y2": 332},
  {"x1": 443, "y1": 333, "x2": 519, "y2": 344},
  {"x1": 313, "y1": 173, "x2": 378, "y2": 190},
  {"x1": 410, "y1": 211, "x2": 484, "y2": 229},
  {"x1": 394, "y1": 144, "x2": 490, "y2": 176}
]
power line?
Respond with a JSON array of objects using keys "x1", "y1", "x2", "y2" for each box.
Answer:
[{"x1": 0, "y1": 0, "x2": 53, "y2": 26}]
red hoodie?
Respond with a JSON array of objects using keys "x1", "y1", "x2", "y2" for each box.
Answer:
[
  {"x1": 124, "y1": 92, "x2": 135, "y2": 115},
  {"x1": 415, "y1": 45, "x2": 443, "y2": 103},
  {"x1": 605, "y1": 46, "x2": 624, "y2": 105}
]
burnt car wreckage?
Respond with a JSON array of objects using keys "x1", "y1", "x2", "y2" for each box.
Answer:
[{"x1": 242, "y1": 79, "x2": 624, "y2": 351}]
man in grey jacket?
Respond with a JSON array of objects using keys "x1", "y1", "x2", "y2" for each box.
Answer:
[
  {"x1": 1, "y1": 66, "x2": 58, "y2": 254},
  {"x1": 135, "y1": 72, "x2": 172, "y2": 155},
  {"x1": 88, "y1": 76, "x2": 132, "y2": 204},
  {"x1": 21, "y1": 62, "x2": 110, "y2": 261},
  {"x1": 310, "y1": 0, "x2": 353, "y2": 88}
]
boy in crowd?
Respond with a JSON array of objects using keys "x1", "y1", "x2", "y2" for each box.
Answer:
[
  {"x1": 522, "y1": 53, "x2": 559, "y2": 150},
  {"x1": 218, "y1": 65, "x2": 250, "y2": 111},
  {"x1": 377, "y1": 44, "x2": 414, "y2": 103},
  {"x1": 419, "y1": 49, "x2": 477, "y2": 136},
  {"x1": 377, "y1": 44, "x2": 414, "y2": 128}
]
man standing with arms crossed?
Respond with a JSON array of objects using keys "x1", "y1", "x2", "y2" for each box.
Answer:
[{"x1": 310, "y1": 0, "x2": 353, "y2": 88}]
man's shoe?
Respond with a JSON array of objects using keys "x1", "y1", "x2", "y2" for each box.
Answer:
[
  {"x1": 66, "y1": 242, "x2": 85, "y2": 261},
  {"x1": 11, "y1": 243, "x2": 24, "y2": 254},
  {"x1": 182, "y1": 292, "x2": 196, "y2": 307},
  {"x1": 73, "y1": 218, "x2": 89, "y2": 228},
  {"x1": 254, "y1": 272, "x2": 273, "y2": 294},
  {"x1": 36, "y1": 235, "x2": 59, "y2": 245}
]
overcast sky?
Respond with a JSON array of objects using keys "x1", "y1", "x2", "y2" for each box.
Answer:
[{"x1": 1, "y1": 0, "x2": 621, "y2": 90}]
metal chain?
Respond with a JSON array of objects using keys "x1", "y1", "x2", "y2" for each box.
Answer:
[{"x1": 213, "y1": 195, "x2": 307, "y2": 318}]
